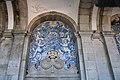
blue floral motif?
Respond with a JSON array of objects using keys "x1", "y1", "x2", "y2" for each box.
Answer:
[
  {"x1": 28, "y1": 21, "x2": 78, "y2": 70},
  {"x1": 115, "y1": 34, "x2": 120, "y2": 54}
]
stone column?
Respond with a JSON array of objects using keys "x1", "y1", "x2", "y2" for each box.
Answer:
[
  {"x1": 0, "y1": 31, "x2": 13, "y2": 80},
  {"x1": 19, "y1": 33, "x2": 31, "y2": 80},
  {"x1": 5, "y1": 30, "x2": 26, "y2": 80},
  {"x1": 75, "y1": 32, "x2": 86, "y2": 80}
]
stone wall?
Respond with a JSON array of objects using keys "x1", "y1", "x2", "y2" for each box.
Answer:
[
  {"x1": 105, "y1": 33, "x2": 120, "y2": 80},
  {"x1": 0, "y1": 25, "x2": 120, "y2": 80},
  {"x1": 0, "y1": 1, "x2": 120, "y2": 80},
  {"x1": 79, "y1": 0, "x2": 93, "y2": 31},
  {"x1": 80, "y1": 32, "x2": 112, "y2": 80}
]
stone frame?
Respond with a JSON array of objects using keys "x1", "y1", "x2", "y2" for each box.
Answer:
[{"x1": 20, "y1": 11, "x2": 82, "y2": 79}]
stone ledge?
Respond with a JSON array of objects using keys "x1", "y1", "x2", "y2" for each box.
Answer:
[
  {"x1": 103, "y1": 31, "x2": 116, "y2": 37},
  {"x1": 79, "y1": 31, "x2": 116, "y2": 36},
  {"x1": 2, "y1": 30, "x2": 31, "y2": 38},
  {"x1": 26, "y1": 74, "x2": 79, "y2": 78}
]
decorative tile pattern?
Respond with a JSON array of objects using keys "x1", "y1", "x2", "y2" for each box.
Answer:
[
  {"x1": 112, "y1": 17, "x2": 120, "y2": 54},
  {"x1": 115, "y1": 34, "x2": 120, "y2": 54},
  {"x1": 111, "y1": 17, "x2": 120, "y2": 33},
  {"x1": 28, "y1": 21, "x2": 78, "y2": 70}
]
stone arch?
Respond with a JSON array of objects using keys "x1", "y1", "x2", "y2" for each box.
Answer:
[
  {"x1": 27, "y1": 11, "x2": 78, "y2": 32},
  {"x1": 18, "y1": 0, "x2": 28, "y2": 29},
  {"x1": 100, "y1": 7, "x2": 119, "y2": 31},
  {"x1": 78, "y1": 0, "x2": 94, "y2": 31}
]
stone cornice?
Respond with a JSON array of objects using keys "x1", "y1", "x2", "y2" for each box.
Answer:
[
  {"x1": 103, "y1": 31, "x2": 116, "y2": 37},
  {"x1": 78, "y1": 31, "x2": 116, "y2": 36},
  {"x1": 79, "y1": 31, "x2": 93, "y2": 36},
  {"x1": 2, "y1": 30, "x2": 30, "y2": 38}
]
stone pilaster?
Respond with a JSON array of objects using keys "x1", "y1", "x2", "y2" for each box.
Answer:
[
  {"x1": 5, "y1": 30, "x2": 27, "y2": 80},
  {"x1": 103, "y1": 32, "x2": 119, "y2": 80},
  {"x1": 0, "y1": 30, "x2": 13, "y2": 80},
  {"x1": 80, "y1": 31, "x2": 99, "y2": 80},
  {"x1": 74, "y1": 32, "x2": 86, "y2": 80},
  {"x1": 19, "y1": 32, "x2": 31, "y2": 80}
]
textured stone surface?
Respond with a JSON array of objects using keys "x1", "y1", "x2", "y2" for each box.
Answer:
[
  {"x1": 0, "y1": 31, "x2": 120, "y2": 80},
  {"x1": 80, "y1": 9, "x2": 90, "y2": 15},
  {"x1": 80, "y1": 15, "x2": 89, "y2": 24},
  {"x1": 0, "y1": 38, "x2": 12, "y2": 80},
  {"x1": 5, "y1": 35, "x2": 25, "y2": 80},
  {"x1": 105, "y1": 36, "x2": 120, "y2": 80},
  {"x1": 80, "y1": 3, "x2": 92, "y2": 8},
  {"x1": 27, "y1": 0, "x2": 80, "y2": 24},
  {"x1": 26, "y1": 78, "x2": 80, "y2": 80},
  {"x1": 81, "y1": 33, "x2": 113, "y2": 80},
  {"x1": 0, "y1": 1, "x2": 120, "y2": 80},
  {"x1": 80, "y1": 24, "x2": 90, "y2": 31}
]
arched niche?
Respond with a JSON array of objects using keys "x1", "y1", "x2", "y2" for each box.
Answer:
[{"x1": 25, "y1": 12, "x2": 80, "y2": 80}]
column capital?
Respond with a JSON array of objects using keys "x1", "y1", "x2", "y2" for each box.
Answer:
[
  {"x1": 12, "y1": 30, "x2": 28, "y2": 36},
  {"x1": 3, "y1": 30, "x2": 13, "y2": 38},
  {"x1": 103, "y1": 31, "x2": 116, "y2": 37}
]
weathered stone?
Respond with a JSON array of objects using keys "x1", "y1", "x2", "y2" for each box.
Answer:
[
  {"x1": 0, "y1": 1, "x2": 120, "y2": 80},
  {"x1": 87, "y1": 69, "x2": 98, "y2": 80},
  {"x1": 5, "y1": 35, "x2": 25, "y2": 80},
  {"x1": 80, "y1": 24, "x2": 90, "y2": 31},
  {"x1": 80, "y1": 9, "x2": 90, "y2": 15},
  {"x1": 102, "y1": 16, "x2": 109, "y2": 25},
  {"x1": 80, "y1": 15, "x2": 89, "y2": 24},
  {"x1": 80, "y1": 3, "x2": 92, "y2": 8}
]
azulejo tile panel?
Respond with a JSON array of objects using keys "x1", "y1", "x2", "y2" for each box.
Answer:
[
  {"x1": 115, "y1": 34, "x2": 120, "y2": 54},
  {"x1": 111, "y1": 17, "x2": 120, "y2": 54},
  {"x1": 28, "y1": 21, "x2": 78, "y2": 70}
]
